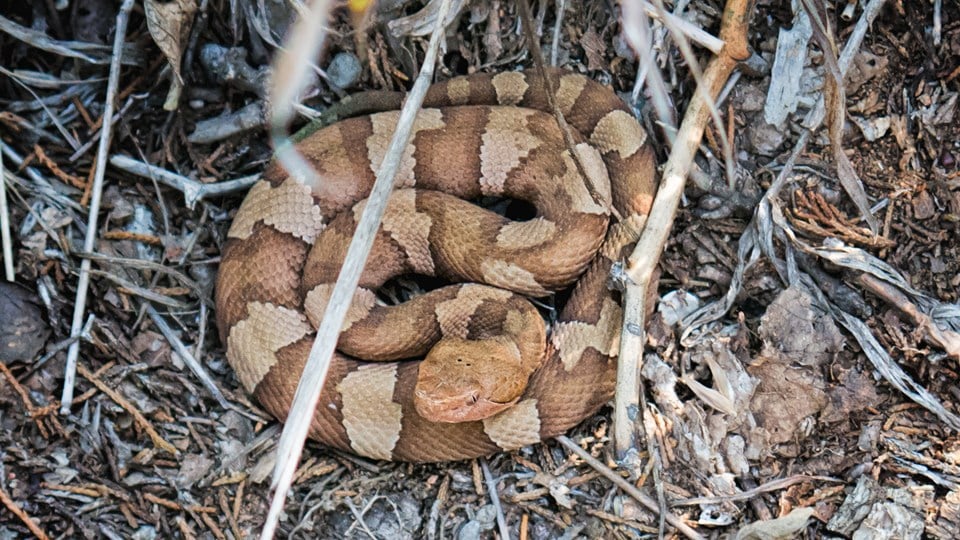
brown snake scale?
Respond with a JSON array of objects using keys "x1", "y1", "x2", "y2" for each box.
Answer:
[{"x1": 215, "y1": 68, "x2": 658, "y2": 462}]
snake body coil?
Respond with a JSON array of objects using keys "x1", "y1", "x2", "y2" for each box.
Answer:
[{"x1": 215, "y1": 69, "x2": 657, "y2": 462}]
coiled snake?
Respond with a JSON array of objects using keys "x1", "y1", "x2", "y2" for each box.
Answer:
[{"x1": 216, "y1": 68, "x2": 657, "y2": 462}]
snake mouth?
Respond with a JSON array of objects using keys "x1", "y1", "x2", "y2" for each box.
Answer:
[{"x1": 413, "y1": 388, "x2": 518, "y2": 423}]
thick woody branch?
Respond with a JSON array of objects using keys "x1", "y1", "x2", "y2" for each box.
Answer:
[{"x1": 613, "y1": 0, "x2": 754, "y2": 460}]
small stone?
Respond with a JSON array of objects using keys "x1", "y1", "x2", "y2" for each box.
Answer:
[
  {"x1": 474, "y1": 505, "x2": 497, "y2": 531},
  {"x1": 658, "y1": 290, "x2": 701, "y2": 326},
  {"x1": 735, "y1": 83, "x2": 768, "y2": 113},
  {"x1": 746, "y1": 120, "x2": 787, "y2": 156},
  {"x1": 327, "y1": 52, "x2": 362, "y2": 90},
  {"x1": 940, "y1": 148, "x2": 956, "y2": 168},
  {"x1": 131, "y1": 526, "x2": 158, "y2": 540},
  {"x1": 0, "y1": 282, "x2": 50, "y2": 363},
  {"x1": 457, "y1": 520, "x2": 482, "y2": 540},
  {"x1": 912, "y1": 190, "x2": 936, "y2": 220}
]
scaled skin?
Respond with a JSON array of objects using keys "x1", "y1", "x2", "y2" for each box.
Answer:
[
  {"x1": 414, "y1": 337, "x2": 530, "y2": 423},
  {"x1": 215, "y1": 68, "x2": 657, "y2": 462}
]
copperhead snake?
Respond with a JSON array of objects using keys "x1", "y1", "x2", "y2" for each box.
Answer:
[{"x1": 215, "y1": 68, "x2": 657, "y2": 462}]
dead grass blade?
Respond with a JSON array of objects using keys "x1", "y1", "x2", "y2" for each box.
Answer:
[
  {"x1": 262, "y1": 0, "x2": 458, "y2": 537},
  {"x1": 0, "y1": 13, "x2": 143, "y2": 66},
  {"x1": 614, "y1": 0, "x2": 753, "y2": 461},
  {"x1": 60, "y1": 0, "x2": 138, "y2": 414},
  {"x1": 800, "y1": 0, "x2": 879, "y2": 233},
  {"x1": 0, "y1": 147, "x2": 13, "y2": 281}
]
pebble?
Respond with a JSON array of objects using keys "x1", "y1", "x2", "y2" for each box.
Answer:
[
  {"x1": 457, "y1": 520, "x2": 482, "y2": 540},
  {"x1": 0, "y1": 282, "x2": 50, "y2": 363},
  {"x1": 327, "y1": 52, "x2": 362, "y2": 90}
]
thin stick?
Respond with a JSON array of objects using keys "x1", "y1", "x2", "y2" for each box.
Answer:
[
  {"x1": 612, "y1": 0, "x2": 753, "y2": 460},
  {"x1": 60, "y1": 0, "x2": 136, "y2": 414},
  {"x1": 0, "y1": 483, "x2": 50, "y2": 540},
  {"x1": 549, "y1": 0, "x2": 566, "y2": 66},
  {"x1": 109, "y1": 154, "x2": 259, "y2": 209},
  {"x1": 555, "y1": 436, "x2": 705, "y2": 540},
  {"x1": 643, "y1": 1, "x2": 724, "y2": 55},
  {"x1": 76, "y1": 362, "x2": 178, "y2": 454},
  {"x1": 0, "y1": 142, "x2": 13, "y2": 281},
  {"x1": 480, "y1": 459, "x2": 511, "y2": 540},
  {"x1": 673, "y1": 474, "x2": 840, "y2": 506},
  {"x1": 260, "y1": 0, "x2": 456, "y2": 537},
  {"x1": 145, "y1": 304, "x2": 232, "y2": 409}
]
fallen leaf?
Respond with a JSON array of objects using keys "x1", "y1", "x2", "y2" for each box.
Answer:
[
  {"x1": 580, "y1": 29, "x2": 607, "y2": 71},
  {"x1": 735, "y1": 507, "x2": 816, "y2": 540},
  {"x1": 145, "y1": 0, "x2": 197, "y2": 110}
]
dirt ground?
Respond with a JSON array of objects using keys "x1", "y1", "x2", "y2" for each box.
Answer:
[{"x1": 1, "y1": 0, "x2": 959, "y2": 538}]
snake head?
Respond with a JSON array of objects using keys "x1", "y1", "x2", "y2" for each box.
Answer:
[{"x1": 414, "y1": 337, "x2": 528, "y2": 423}]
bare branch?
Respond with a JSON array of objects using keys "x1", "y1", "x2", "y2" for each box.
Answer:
[
  {"x1": 261, "y1": 0, "x2": 457, "y2": 537},
  {"x1": 556, "y1": 436, "x2": 706, "y2": 540},
  {"x1": 60, "y1": 0, "x2": 138, "y2": 414},
  {"x1": 109, "y1": 154, "x2": 259, "y2": 209},
  {"x1": 613, "y1": 0, "x2": 754, "y2": 461},
  {"x1": 0, "y1": 144, "x2": 13, "y2": 281}
]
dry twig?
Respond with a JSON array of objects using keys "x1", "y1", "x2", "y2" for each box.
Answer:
[
  {"x1": 60, "y1": 0, "x2": 137, "y2": 414},
  {"x1": 262, "y1": 0, "x2": 456, "y2": 537},
  {"x1": 673, "y1": 474, "x2": 841, "y2": 506},
  {"x1": 76, "y1": 362, "x2": 179, "y2": 455},
  {"x1": 0, "y1": 362, "x2": 66, "y2": 439},
  {"x1": 145, "y1": 304, "x2": 233, "y2": 409},
  {"x1": 613, "y1": 0, "x2": 754, "y2": 460},
  {"x1": 0, "y1": 145, "x2": 12, "y2": 281},
  {"x1": 556, "y1": 436, "x2": 704, "y2": 540},
  {"x1": 109, "y1": 154, "x2": 259, "y2": 209},
  {"x1": 854, "y1": 274, "x2": 960, "y2": 359},
  {"x1": 0, "y1": 483, "x2": 50, "y2": 540},
  {"x1": 480, "y1": 458, "x2": 511, "y2": 540},
  {"x1": 642, "y1": 1, "x2": 724, "y2": 55}
]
